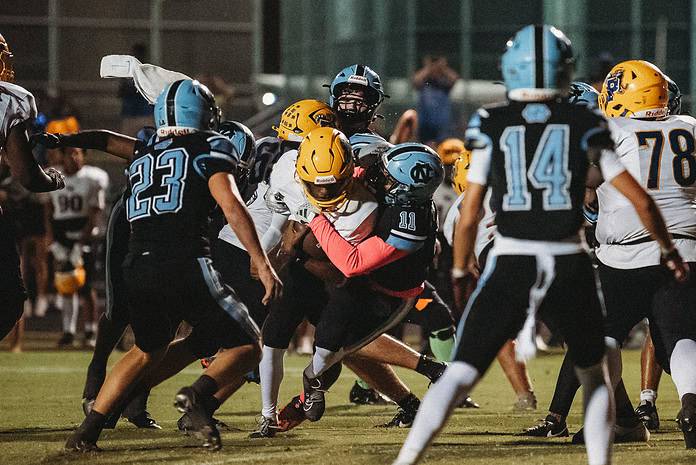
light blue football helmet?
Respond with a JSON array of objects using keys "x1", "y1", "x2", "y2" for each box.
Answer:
[
  {"x1": 501, "y1": 25, "x2": 574, "y2": 97},
  {"x1": 368, "y1": 143, "x2": 444, "y2": 206},
  {"x1": 218, "y1": 120, "x2": 257, "y2": 202},
  {"x1": 154, "y1": 79, "x2": 220, "y2": 131},
  {"x1": 328, "y1": 64, "x2": 388, "y2": 126},
  {"x1": 349, "y1": 132, "x2": 392, "y2": 168},
  {"x1": 568, "y1": 81, "x2": 599, "y2": 107}
]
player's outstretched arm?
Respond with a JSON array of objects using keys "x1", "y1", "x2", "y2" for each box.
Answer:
[
  {"x1": 5, "y1": 121, "x2": 64, "y2": 192},
  {"x1": 31, "y1": 130, "x2": 137, "y2": 160},
  {"x1": 610, "y1": 170, "x2": 688, "y2": 282},
  {"x1": 209, "y1": 172, "x2": 282, "y2": 304}
]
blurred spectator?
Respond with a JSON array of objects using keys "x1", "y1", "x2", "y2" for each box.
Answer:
[
  {"x1": 589, "y1": 51, "x2": 615, "y2": 92},
  {"x1": 413, "y1": 55, "x2": 459, "y2": 146},
  {"x1": 390, "y1": 109, "x2": 419, "y2": 144},
  {"x1": 118, "y1": 43, "x2": 153, "y2": 136}
]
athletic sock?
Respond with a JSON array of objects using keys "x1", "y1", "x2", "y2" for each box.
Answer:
[
  {"x1": 670, "y1": 339, "x2": 696, "y2": 397},
  {"x1": 614, "y1": 380, "x2": 639, "y2": 426},
  {"x1": 415, "y1": 354, "x2": 445, "y2": 382},
  {"x1": 260, "y1": 345, "x2": 285, "y2": 420},
  {"x1": 395, "y1": 362, "x2": 480, "y2": 465},
  {"x1": 396, "y1": 393, "x2": 421, "y2": 414},
  {"x1": 640, "y1": 389, "x2": 657, "y2": 404},
  {"x1": 549, "y1": 352, "x2": 581, "y2": 418},
  {"x1": 61, "y1": 294, "x2": 79, "y2": 335},
  {"x1": 356, "y1": 378, "x2": 371, "y2": 390},
  {"x1": 81, "y1": 410, "x2": 107, "y2": 442},
  {"x1": 312, "y1": 346, "x2": 343, "y2": 377},
  {"x1": 575, "y1": 362, "x2": 614, "y2": 465},
  {"x1": 429, "y1": 327, "x2": 456, "y2": 362},
  {"x1": 191, "y1": 374, "x2": 218, "y2": 398}
]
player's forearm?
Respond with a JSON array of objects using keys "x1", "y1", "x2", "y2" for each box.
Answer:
[
  {"x1": 452, "y1": 218, "x2": 477, "y2": 270},
  {"x1": 56, "y1": 131, "x2": 136, "y2": 160},
  {"x1": 308, "y1": 215, "x2": 406, "y2": 277}
]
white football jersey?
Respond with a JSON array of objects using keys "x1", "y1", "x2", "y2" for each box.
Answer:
[
  {"x1": 218, "y1": 181, "x2": 274, "y2": 250},
  {"x1": 50, "y1": 166, "x2": 105, "y2": 221},
  {"x1": 596, "y1": 115, "x2": 696, "y2": 268},
  {"x1": 0, "y1": 81, "x2": 37, "y2": 149},
  {"x1": 443, "y1": 190, "x2": 496, "y2": 262},
  {"x1": 265, "y1": 150, "x2": 378, "y2": 244}
]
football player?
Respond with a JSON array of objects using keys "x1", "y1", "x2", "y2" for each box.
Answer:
[
  {"x1": 0, "y1": 33, "x2": 64, "y2": 340},
  {"x1": 328, "y1": 64, "x2": 388, "y2": 138},
  {"x1": 592, "y1": 60, "x2": 696, "y2": 449},
  {"x1": 46, "y1": 147, "x2": 105, "y2": 347},
  {"x1": 392, "y1": 25, "x2": 686, "y2": 465},
  {"x1": 442, "y1": 152, "x2": 537, "y2": 411},
  {"x1": 42, "y1": 79, "x2": 282, "y2": 451},
  {"x1": 294, "y1": 139, "x2": 443, "y2": 424}
]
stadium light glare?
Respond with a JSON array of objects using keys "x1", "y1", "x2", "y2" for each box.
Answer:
[{"x1": 262, "y1": 92, "x2": 277, "y2": 106}]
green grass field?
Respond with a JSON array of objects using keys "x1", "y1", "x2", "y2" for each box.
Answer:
[{"x1": 0, "y1": 348, "x2": 694, "y2": 465}]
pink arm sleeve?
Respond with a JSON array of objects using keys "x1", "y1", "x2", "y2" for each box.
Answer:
[{"x1": 308, "y1": 215, "x2": 408, "y2": 277}]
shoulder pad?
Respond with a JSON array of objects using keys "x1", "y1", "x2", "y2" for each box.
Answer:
[{"x1": 0, "y1": 82, "x2": 37, "y2": 140}]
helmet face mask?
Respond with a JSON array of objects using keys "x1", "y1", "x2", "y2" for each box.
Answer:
[
  {"x1": 328, "y1": 64, "x2": 388, "y2": 132},
  {"x1": 0, "y1": 34, "x2": 15, "y2": 82}
]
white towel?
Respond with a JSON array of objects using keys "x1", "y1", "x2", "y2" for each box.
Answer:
[{"x1": 100, "y1": 55, "x2": 191, "y2": 104}]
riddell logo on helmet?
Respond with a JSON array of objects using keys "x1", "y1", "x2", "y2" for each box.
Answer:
[
  {"x1": 347, "y1": 75, "x2": 368, "y2": 86},
  {"x1": 643, "y1": 108, "x2": 667, "y2": 118},
  {"x1": 314, "y1": 175, "x2": 337, "y2": 185}
]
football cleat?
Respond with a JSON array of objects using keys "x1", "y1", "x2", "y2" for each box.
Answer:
[
  {"x1": 302, "y1": 371, "x2": 327, "y2": 422},
  {"x1": 377, "y1": 407, "x2": 417, "y2": 428},
  {"x1": 513, "y1": 392, "x2": 538, "y2": 412},
  {"x1": 518, "y1": 415, "x2": 569, "y2": 437},
  {"x1": 457, "y1": 396, "x2": 480, "y2": 409},
  {"x1": 349, "y1": 381, "x2": 390, "y2": 405},
  {"x1": 174, "y1": 386, "x2": 221, "y2": 450},
  {"x1": 127, "y1": 411, "x2": 161, "y2": 429},
  {"x1": 249, "y1": 416, "x2": 281, "y2": 439},
  {"x1": 57, "y1": 332, "x2": 75, "y2": 348},
  {"x1": 178, "y1": 414, "x2": 229, "y2": 435},
  {"x1": 681, "y1": 411, "x2": 696, "y2": 449},
  {"x1": 64, "y1": 429, "x2": 101, "y2": 453},
  {"x1": 572, "y1": 422, "x2": 650, "y2": 444},
  {"x1": 635, "y1": 400, "x2": 660, "y2": 431},
  {"x1": 277, "y1": 395, "x2": 307, "y2": 431}
]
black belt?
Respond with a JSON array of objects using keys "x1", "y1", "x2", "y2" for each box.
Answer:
[{"x1": 610, "y1": 233, "x2": 696, "y2": 246}]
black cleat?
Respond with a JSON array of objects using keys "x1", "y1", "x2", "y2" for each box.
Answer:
[
  {"x1": 572, "y1": 422, "x2": 649, "y2": 444},
  {"x1": 57, "y1": 332, "x2": 75, "y2": 348},
  {"x1": 377, "y1": 407, "x2": 417, "y2": 428},
  {"x1": 302, "y1": 371, "x2": 327, "y2": 422},
  {"x1": 64, "y1": 429, "x2": 101, "y2": 453},
  {"x1": 635, "y1": 401, "x2": 660, "y2": 431},
  {"x1": 174, "y1": 386, "x2": 221, "y2": 450},
  {"x1": 519, "y1": 415, "x2": 569, "y2": 437},
  {"x1": 82, "y1": 398, "x2": 118, "y2": 429},
  {"x1": 249, "y1": 416, "x2": 280, "y2": 438},
  {"x1": 681, "y1": 407, "x2": 696, "y2": 449},
  {"x1": 127, "y1": 411, "x2": 161, "y2": 429},
  {"x1": 178, "y1": 413, "x2": 229, "y2": 435},
  {"x1": 349, "y1": 381, "x2": 390, "y2": 405}
]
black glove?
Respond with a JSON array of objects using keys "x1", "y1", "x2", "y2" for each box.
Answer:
[
  {"x1": 30, "y1": 132, "x2": 64, "y2": 149},
  {"x1": 45, "y1": 167, "x2": 65, "y2": 190}
]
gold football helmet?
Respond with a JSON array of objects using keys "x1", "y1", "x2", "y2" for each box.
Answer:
[
  {"x1": 451, "y1": 152, "x2": 471, "y2": 196},
  {"x1": 436, "y1": 138, "x2": 467, "y2": 166},
  {"x1": 0, "y1": 34, "x2": 15, "y2": 82},
  {"x1": 296, "y1": 127, "x2": 354, "y2": 211},
  {"x1": 274, "y1": 99, "x2": 337, "y2": 142},
  {"x1": 598, "y1": 60, "x2": 668, "y2": 118},
  {"x1": 55, "y1": 267, "x2": 86, "y2": 295}
]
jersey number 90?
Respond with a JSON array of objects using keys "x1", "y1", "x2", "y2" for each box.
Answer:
[
  {"x1": 501, "y1": 124, "x2": 571, "y2": 212},
  {"x1": 127, "y1": 148, "x2": 189, "y2": 221}
]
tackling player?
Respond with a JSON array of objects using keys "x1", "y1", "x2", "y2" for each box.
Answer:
[{"x1": 392, "y1": 25, "x2": 686, "y2": 465}]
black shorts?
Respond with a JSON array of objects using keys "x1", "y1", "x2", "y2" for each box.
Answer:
[
  {"x1": 314, "y1": 278, "x2": 414, "y2": 353},
  {"x1": 600, "y1": 261, "x2": 696, "y2": 373},
  {"x1": 404, "y1": 281, "x2": 455, "y2": 333},
  {"x1": 211, "y1": 239, "x2": 267, "y2": 326},
  {"x1": 105, "y1": 195, "x2": 130, "y2": 323},
  {"x1": 454, "y1": 252, "x2": 606, "y2": 373},
  {"x1": 122, "y1": 252, "x2": 259, "y2": 355},
  {"x1": 262, "y1": 260, "x2": 328, "y2": 349}
]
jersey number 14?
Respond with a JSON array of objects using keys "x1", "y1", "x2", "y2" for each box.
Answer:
[{"x1": 501, "y1": 124, "x2": 571, "y2": 212}]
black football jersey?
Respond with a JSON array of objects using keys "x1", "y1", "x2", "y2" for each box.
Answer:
[
  {"x1": 466, "y1": 100, "x2": 612, "y2": 241},
  {"x1": 370, "y1": 202, "x2": 438, "y2": 291},
  {"x1": 253, "y1": 136, "x2": 300, "y2": 185},
  {"x1": 126, "y1": 130, "x2": 238, "y2": 257}
]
